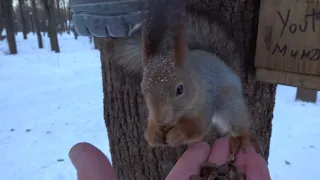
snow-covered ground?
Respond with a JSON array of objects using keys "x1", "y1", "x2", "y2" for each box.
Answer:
[{"x1": 0, "y1": 33, "x2": 319, "y2": 180}]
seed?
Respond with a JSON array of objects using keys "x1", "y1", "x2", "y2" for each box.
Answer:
[
  {"x1": 200, "y1": 162, "x2": 218, "y2": 176},
  {"x1": 237, "y1": 173, "x2": 247, "y2": 180},
  {"x1": 189, "y1": 175, "x2": 202, "y2": 180},
  {"x1": 217, "y1": 163, "x2": 229, "y2": 175},
  {"x1": 226, "y1": 169, "x2": 237, "y2": 180},
  {"x1": 215, "y1": 175, "x2": 227, "y2": 180}
]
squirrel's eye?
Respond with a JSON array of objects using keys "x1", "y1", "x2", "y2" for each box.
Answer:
[{"x1": 176, "y1": 85, "x2": 184, "y2": 96}]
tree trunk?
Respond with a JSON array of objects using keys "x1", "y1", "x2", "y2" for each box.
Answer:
[
  {"x1": 2, "y1": 0, "x2": 17, "y2": 54},
  {"x1": 55, "y1": 0, "x2": 62, "y2": 33},
  {"x1": 42, "y1": 0, "x2": 60, "y2": 53},
  {"x1": 0, "y1": 0, "x2": 3, "y2": 38},
  {"x1": 31, "y1": 0, "x2": 43, "y2": 49},
  {"x1": 29, "y1": 13, "x2": 35, "y2": 34},
  {"x1": 72, "y1": 27, "x2": 78, "y2": 39},
  {"x1": 100, "y1": 0, "x2": 276, "y2": 179},
  {"x1": 93, "y1": 37, "x2": 100, "y2": 49},
  {"x1": 0, "y1": 0, "x2": 4, "y2": 40},
  {"x1": 18, "y1": 0, "x2": 28, "y2": 39}
]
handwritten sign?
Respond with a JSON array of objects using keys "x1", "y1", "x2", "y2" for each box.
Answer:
[
  {"x1": 271, "y1": 8, "x2": 320, "y2": 62},
  {"x1": 255, "y1": 0, "x2": 320, "y2": 75},
  {"x1": 254, "y1": 0, "x2": 320, "y2": 90}
]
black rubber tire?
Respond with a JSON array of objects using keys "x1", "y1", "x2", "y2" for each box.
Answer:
[{"x1": 70, "y1": 0, "x2": 153, "y2": 37}]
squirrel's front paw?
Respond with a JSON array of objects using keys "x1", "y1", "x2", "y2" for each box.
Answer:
[
  {"x1": 166, "y1": 117, "x2": 206, "y2": 147},
  {"x1": 144, "y1": 122, "x2": 166, "y2": 147},
  {"x1": 165, "y1": 123, "x2": 188, "y2": 147}
]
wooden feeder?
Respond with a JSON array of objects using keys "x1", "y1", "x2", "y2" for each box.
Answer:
[{"x1": 255, "y1": 0, "x2": 320, "y2": 91}]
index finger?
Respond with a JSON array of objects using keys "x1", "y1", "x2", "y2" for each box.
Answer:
[
  {"x1": 165, "y1": 142, "x2": 210, "y2": 180},
  {"x1": 69, "y1": 142, "x2": 117, "y2": 180}
]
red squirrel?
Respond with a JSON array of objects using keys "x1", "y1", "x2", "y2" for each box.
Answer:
[{"x1": 112, "y1": 1, "x2": 259, "y2": 155}]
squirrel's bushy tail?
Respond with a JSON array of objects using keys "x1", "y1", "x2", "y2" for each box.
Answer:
[{"x1": 112, "y1": 6, "x2": 242, "y2": 75}]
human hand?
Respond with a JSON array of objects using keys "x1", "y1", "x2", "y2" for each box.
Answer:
[{"x1": 69, "y1": 137, "x2": 271, "y2": 180}]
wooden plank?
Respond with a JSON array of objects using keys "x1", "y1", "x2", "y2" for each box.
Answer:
[
  {"x1": 255, "y1": 0, "x2": 320, "y2": 76},
  {"x1": 255, "y1": 68, "x2": 320, "y2": 90},
  {"x1": 295, "y1": 87, "x2": 318, "y2": 102}
]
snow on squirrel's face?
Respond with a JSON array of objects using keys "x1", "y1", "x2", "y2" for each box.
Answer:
[{"x1": 140, "y1": 55, "x2": 198, "y2": 125}]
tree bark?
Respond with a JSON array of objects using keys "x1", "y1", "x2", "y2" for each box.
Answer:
[
  {"x1": 18, "y1": 0, "x2": 28, "y2": 39},
  {"x1": 100, "y1": 0, "x2": 276, "y2": 179},
  {"x1": 29, "y1": 13, "x2": 35, "y2": 34},
  {"x1": 72, "y1": 27, "x2": 78, "y2": 39},
  {"x1": 0, "y1": 0, "x2": 4, "y2": 39},
  {"x1": 94, "y1": 37, "x2": 100, "y2": 49},
  {"x1": 31, "y1": 0, "x2": 43, "y2": 49},
  {"x1": 2, "y1": 0, "x2": 17, "y2": 54},
  {"x1": 42, "y1": 0, "x2": 60, "y2": 53},
  {"x1": 55, "y1": 0, "x2": 62, "y2": 33}
]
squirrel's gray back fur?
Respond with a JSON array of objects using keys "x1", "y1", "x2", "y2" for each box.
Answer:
[
  {"x1": 112, "y1": 12, "x2": 242, "y2": 76},
  {"x1": 187, "y1": 50, "x2": 249, "y2": 135}
]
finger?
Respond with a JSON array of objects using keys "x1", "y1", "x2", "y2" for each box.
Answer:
[
  {"x1": 206, "y1": 137, "x2": 230, "y2": 166},
  {"x1": 207, "y1": 137, "x2": 257, "y2": 173},
  {"x1": 244, "y1": 153, "x2": 271, "y2": 180},
  {"x1": 165, "y1": 141, "x2": 210, "y2": 180},
  {"x1": 69, "y1": 142, "x2": 117, "y2": 180}
]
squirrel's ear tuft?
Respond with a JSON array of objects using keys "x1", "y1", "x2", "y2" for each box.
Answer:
[
  {"x1": 172, "y1": 24, "x2": 187, "y2": 68},
  {"x1": 141, "y1": 20, "x2": 167, "y2": 67},
  {"x1": 142, "y1": 30, "x2": 150, "y2": 67}
]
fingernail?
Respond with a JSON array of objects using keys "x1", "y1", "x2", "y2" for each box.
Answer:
[{"x1": 69, "y1": 142, "x2": 88, "y2": 170}]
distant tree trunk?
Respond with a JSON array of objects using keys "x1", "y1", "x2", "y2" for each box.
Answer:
[
  {"x1": 67, "y1": 1, "x2": 72, "y2": 33},
  {"x1": 29, "y1": 13, "x2": 35, "y2": 34},
  {"x1": 18, "y1": 0, "x2": 28, "y2": 39},
  {"x1": 31, "y1": 0, "x2": 43, "y2": 48},
  {"x1": 0, "y1": 0, "x2": 4, "y2": 40},
  {"x1": 42, "y1": 0, "x2": 60, "y2": 53},
  {"x1": 55, "y1": 0, "x2": 62, "y2": 33},
  {"x1": 99, "y1": 0, "x2": 275, "y2": 179},
  {"x1": 72, "y1": 27, "x2": 78, "y2": 39},
  {"x1": 94, "y1": 37, "x2": 100, "y2": 49},
  {"x1": 61, "y1": 0, "x2": 67, "y2": 31},
  {"x1": 2, "y1": 0, "x2": 17, "y2": 54}
]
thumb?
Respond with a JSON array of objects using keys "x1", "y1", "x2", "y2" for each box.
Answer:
[{"x1": 69, "y1": 142, "x2": 117, "y2": 180}]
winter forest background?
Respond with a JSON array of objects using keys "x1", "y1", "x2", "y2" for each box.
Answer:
[{"x1": 0, "y1": 0, "x2": 320, "y2": 179}]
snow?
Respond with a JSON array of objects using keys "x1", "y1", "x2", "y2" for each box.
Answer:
[
  {"x1": 1, "y1": 29, "x2": 6, "y2": 36},
  {"x1": 0, "y1": 33, "x2": 110, "y2": 180},
  {"x1": 0, "y1": 33, "x2": 319, "y2": 180}
]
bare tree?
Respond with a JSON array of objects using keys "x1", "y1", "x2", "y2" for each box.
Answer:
[
  {"x1": 0, "y1": 0, "x2": 4, "y2": 40},
  {"x1": 42, "y1": 0, "x2": 60, "y2": 53},
  {"x1": 93, "y1": 37, "x2": 100, "y2": 49},
  {"x1": 61, "y1": 0, "x2": 67, "y2": 31},
  {"x1": 55, "y1": 0, "x2": 63, "y2": 33},
  {"x1": 1, "y1": 0, "x2": 17, "y2": 54},
  {"x1": 29, "y1": 11, "x2": 35, "y2": 34},
  {"x1": 31, "y1": 0, "x2": 43, "y2": 48},
  {"x1": 18, "y1": 0, "x2": 28, "y2": 39},
  {"x1": 99, "y1": 0, "x2": 275, "y2": 179}
]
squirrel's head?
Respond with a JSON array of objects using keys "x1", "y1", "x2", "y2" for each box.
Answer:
[{"x1": 140, "y1": 23, "x2": 200, "y2": 125}]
